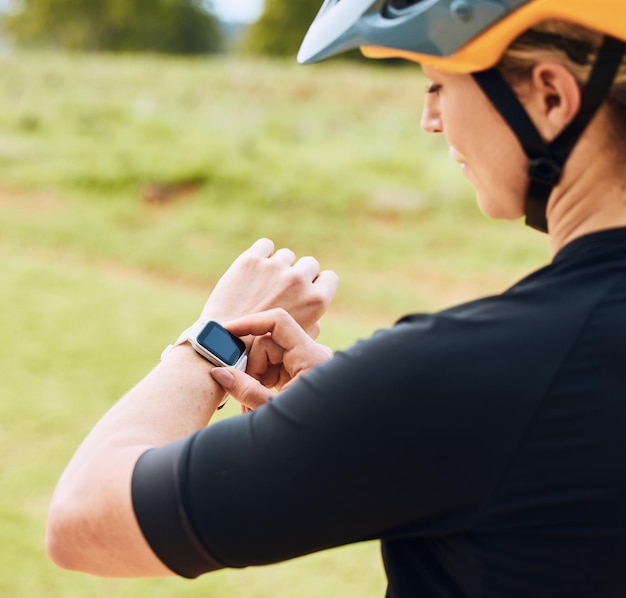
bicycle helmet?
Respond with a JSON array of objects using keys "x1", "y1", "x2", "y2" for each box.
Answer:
[{"x1": 298, "y1": 0, "x2": 626, "y2": 232}]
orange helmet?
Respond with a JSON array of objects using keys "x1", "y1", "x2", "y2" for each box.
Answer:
[{"x1": 298, "y1": 0, "x2": 626, "y2": 70}]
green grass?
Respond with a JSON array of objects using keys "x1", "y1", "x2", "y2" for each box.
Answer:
[{"x1": 0, "y1": 51, "x2": 550, "y2": 597}]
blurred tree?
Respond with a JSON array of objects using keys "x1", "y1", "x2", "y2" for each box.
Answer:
[
  {"x1": 3, "y1": 0, "x2": 223, "y2": 54},
  {"x1": 243, "y1": 0, "x2": 319, "y2": 56},
  {"x1": 241, "y1": 0, "x2": 365, "y2": 60}
]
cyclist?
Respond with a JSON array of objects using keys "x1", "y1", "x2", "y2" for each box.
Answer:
[{"x1": 47, "y1": 2, "x2": 626, "y2": 596}]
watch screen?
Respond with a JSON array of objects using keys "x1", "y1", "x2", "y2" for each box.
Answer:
[{"x1": 196, "y1": 321, "x2": 246, "y2": 365}]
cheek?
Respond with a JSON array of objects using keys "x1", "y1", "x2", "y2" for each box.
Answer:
[
  {"x1": 472, "y1": 128, "x2": 529, "y2": 219},
  {"x1": 476, "y1": 154, "x2": 528, "y2": 219},
  {"x1": 437, "y1": 86, "x2": 530, "y2": 219}
]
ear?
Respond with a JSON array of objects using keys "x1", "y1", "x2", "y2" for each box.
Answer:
[{"x1": 521, "y1": 61, "x2": 582, "y2": 142}]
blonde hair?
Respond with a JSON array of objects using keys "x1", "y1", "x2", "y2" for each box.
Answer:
[{"x1": 497, "y1": 20, "x2": 626, "y2": 149}]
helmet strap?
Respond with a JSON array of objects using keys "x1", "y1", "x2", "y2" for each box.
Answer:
[{"x1": 472, "y1": 35, "x2": 625, "y2": 233}]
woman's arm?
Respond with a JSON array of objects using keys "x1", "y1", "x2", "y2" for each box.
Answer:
[{"x1": 45, "y1": 239, "x2": 338, "y2": 577}]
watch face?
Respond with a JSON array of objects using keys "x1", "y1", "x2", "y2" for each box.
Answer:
[{"x1": 196, "y1": 321, "x2": 246, "y2": 366}]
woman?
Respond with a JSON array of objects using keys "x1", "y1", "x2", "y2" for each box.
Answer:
[{"x1": 47, "y1": 1, "x2": 626, "y2": 596}]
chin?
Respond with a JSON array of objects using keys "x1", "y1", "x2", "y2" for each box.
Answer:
[{"x1": 475, "y1": 191, "x2": 525, "y2": 221}]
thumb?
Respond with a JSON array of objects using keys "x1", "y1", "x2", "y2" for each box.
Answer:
[{"x1": 211, "y1": 367, "x2": 277, "y2": 411}]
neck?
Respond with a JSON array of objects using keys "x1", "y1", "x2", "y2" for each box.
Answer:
[{"x1": 545, "y1": 152, "x2": 626, "y2": 257}]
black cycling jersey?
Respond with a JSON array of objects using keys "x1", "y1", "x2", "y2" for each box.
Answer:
[{"x1": 132, "y1": 227, "x2": 626, "y2": 597}]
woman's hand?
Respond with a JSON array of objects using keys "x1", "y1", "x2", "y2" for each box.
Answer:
[
  {"x1": 211, "y1": 308, "x2": 333, "y2": 410},
  {"x1": 200, "y1": 238, "x2": 338, "y2": 332}
]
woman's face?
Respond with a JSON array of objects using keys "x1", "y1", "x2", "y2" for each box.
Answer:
[{"x1": 420, "y1": 65, "x2": 528, "y2": 220}]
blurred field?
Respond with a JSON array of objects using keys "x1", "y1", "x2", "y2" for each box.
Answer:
[{"x1": 0, "y1": 51, "x2": 549, "y2": 597}]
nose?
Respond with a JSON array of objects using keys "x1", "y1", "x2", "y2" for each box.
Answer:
[{"x1": 421, "y1": 94, "x2": 443, "y2": 134}]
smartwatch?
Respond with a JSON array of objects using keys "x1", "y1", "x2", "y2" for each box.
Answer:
[{"x1": 161, "y1": 320, "x2": 248, "y2": 408}]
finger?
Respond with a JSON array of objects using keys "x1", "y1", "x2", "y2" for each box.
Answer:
[
  {"x1": 270, "y1": 247, "x2": 296, "y2": 266},
  {"x1": 313, "y1": 269, "x2": 340, "y2": 296},
  {"x1": 246, "y1": 334, "x2": 284, "y2": 379},
  {"x1": 211, "y1": 367, "x2": 277, "y2": 411},
  {"x1": 308, "y1": 321, "x2": 321, "y2": 340},
  {"x1": 259, "y1": 364, "x2": 283, "y2": 389},
  {"x1": 227, "y1": 308, "x2": 310, "y2": 351},
  {"x1": 245, "y1": 238, "x2": 275, "y2": 258},
  {"x1": 275, "y1": 368, "x2": 294, "y2": 390},
  {"x1": 293, "y1": 255, "x2": 321, "y2": 280},
  {"x1": 319, "y1": 344, "x2": 333, "y2": 359}
]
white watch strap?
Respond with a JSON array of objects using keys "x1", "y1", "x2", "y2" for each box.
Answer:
[{"x1": 160, "y1": 321, "x2": 205, "y2": 361}]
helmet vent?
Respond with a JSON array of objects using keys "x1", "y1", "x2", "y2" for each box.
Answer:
[
  {"x1": 385, "y1": 0, "x2": 428, "y2": 18},
  {"x1": 388, "y1": 0, "x2": 424, "y2": 8}
]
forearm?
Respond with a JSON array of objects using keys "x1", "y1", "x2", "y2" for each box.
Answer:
[
  {"x1": 46, "y1": 344, "x2": 224, "y2": 577},
  {"x1": 46, "y1": 239, "x2": 339, "y2": 577},
  {"x1": 110, "y1": 344, "x2": 227, "y2": 441}
]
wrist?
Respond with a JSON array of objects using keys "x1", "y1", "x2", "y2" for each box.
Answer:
[
  {"x1": 161, "y1": 320, "x2": 248, "y2": 409},
  {"x1": 157, "y1": 343, "x2": 229, "y2": 408}
]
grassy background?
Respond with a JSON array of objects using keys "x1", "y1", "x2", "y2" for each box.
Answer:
[{"x1": 0, "y1": 51, "x2": 548, "y2": 596}]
